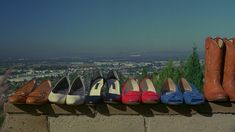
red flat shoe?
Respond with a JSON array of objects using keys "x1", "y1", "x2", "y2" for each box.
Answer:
[
  {"x1": 139, "y1": 78, "x2": 160, "y2": 104},
  {"x1": 122, "y1": 79, "x2": 141, "y2": 104}
]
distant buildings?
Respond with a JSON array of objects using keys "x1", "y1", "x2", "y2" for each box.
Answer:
[{"x1": 4, "y1": 58, "x2": 204, "y2": 89}]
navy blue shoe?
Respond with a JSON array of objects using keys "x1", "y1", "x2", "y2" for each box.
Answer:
[
  {"x1": 103, "y1": 70, "x2": 121, "y2": 103},
  {"x1": 87, "y1": 70, "x2": 105, "y2": 104},
  {"x1": 160, "y1": 78, "x2": 183, "y2": 105},
  {"x1": 179, "y1": 78, "x2": 205, "y2": 105}
]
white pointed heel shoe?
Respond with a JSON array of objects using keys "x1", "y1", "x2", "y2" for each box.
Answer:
[
  {"x1": 66, "y1": 76, "x2": 85, "y2": 105},
  {"x1": 48, "y1": 76, "x2": 70, "y2": 104}
]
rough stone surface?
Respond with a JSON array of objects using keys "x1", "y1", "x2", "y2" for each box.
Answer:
[
  {"x1": 49, "y1": 114, "x2": 145, "y2": 132},
  {"x1": 146, "y1": 114, "x2": 235, "y2": 132},
  {"x1": 3, "y1": 102, "x2": 235, "y2": 132},
  {"x1": 1, "y1": 114, "x2": 48, "y2": 132}
]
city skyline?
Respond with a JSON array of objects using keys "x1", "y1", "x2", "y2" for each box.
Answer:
[{"x1": 1, "y1": 0, "x2": 235, "y2": 59}]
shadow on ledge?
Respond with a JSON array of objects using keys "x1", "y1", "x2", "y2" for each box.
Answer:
[
  {"x1": 167, "y1": 104, "x2": 192, "y2": 117},
  {"x1": 4, "y1": 102, "x2": 235, "y2": 117},
  {"x1": 128, "y1": 105, "x2": 154, "y2": 117},
  {"x1": 191, "y1": 102, "x2": 213, "y2": 117}
]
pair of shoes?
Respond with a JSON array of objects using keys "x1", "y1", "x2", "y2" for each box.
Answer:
[
  {"x1": 122, "y1": 78, "x2": 159, "y2": 105},
  {"x1": 48, "y1": 76, "x2": 85, "y2": 105},
  {"x1": 161, "y1": 78, "x2": 204, "y2": 105},
  {"x1": 204, "y1": 37, "x2": 235, "y2": 102},
  {"x1": 8, "y1": 80, "x2": 52, "y2": 105},
  {"x1": 87, "y1": 70, "x2": 121, "y2": 104}
]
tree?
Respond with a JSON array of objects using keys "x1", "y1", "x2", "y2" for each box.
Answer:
[
  {"x1": 184, "y1": 45, "x2": 203, "y2": 91},
  {"x1": 154, "y1": 60, "x2": 175, "y2": 89},
  {"x1": 152, "y1": 71, "x2": 160, "y2": 92},
  {"x1": 118, "y1": 71, "x2": 128, "y2": 90},
  {"x1": 152, "y1": 59, "x2": 186, "y2": 92},
  {"x1": 174, "y1": 60, "x2": 185, "y2": 83}
]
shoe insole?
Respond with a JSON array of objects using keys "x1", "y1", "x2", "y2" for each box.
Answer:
[
  {"x1": 89, "y1": 78, "x2": 104, "y2": 96},
  {"x1": 180, "y1": 78, "x2": 192, "y2": 91},
  {"x1": 125, "y1": 79, "x2": 139, "y2": 93},
  {"x1": 69, "y1": 78, "x2": 85, "y2": 96},
  {"x1": 53, "y1": 77, "x2": 70, "y2": 94},
  {"x1": 167, "y1": 78, "x2": 176, "y2": 92},
  {"x1": 141, "y1": 79, "x2": 156, "y2": 92},
  {"x1": 54, "y1": 88, "x2": 68, "y2": 94},
  {"x1": 107, "y1": 79, "x2": 120, "y2": 95},
  {"x1": 69, "y1": 87, "x2": 84, "y2": 96}
]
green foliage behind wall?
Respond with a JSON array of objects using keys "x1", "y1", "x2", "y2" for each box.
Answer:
[{"x1": 150, "y1": 45, "x2": 203, "y2": 92}]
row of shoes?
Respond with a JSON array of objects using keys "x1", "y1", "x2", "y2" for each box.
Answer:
[
  {"x1": 121, "y1": 77, "x2": 204, "y2": 105},
  {"x1": 10, "y1": 36, "x2": 235, "y2": 105},
  {"x1": 50, "y1": 70, "x2": 121, "y2": 105},
  {"x1": 8, "y1": 70, "x2": 204, "y2": 105},
  {"x1": 204, "y1": 37, "x2": 235, "y2": 102}
]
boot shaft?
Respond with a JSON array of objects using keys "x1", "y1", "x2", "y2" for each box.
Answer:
[
  {"x1": 204, "y1": 37, "x2": 225, "y2": 83},
  {"x1": 224, "y1": 38, "x2": 235, "y2": 73},
  {"x1": 222, "y1": 38, "x2": 235, "y2": 100}
]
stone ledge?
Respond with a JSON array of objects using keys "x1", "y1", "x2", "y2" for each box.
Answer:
[
  {"x1": 146, "y1": 114, "x2": 235, "y2": 132},
  {"x1": 3, "y1": 102, "x2": 235, "y2": 132},
  {"x1": 4, "y1": 102, "x2": 235, "y2": 116},
  {"x1": 49, "y1": 115, "x2": 145, "y2": 132},
  {"x1": 1, "y1": 114, "x2": 48, "y2": 132}
]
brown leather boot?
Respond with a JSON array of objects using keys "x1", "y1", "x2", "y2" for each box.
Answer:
[
  {"x1": 223, "y1": 38, "x2": 235, "y2": 101},
  {"x1": 26, "y1": 80, "x2": 52, "y2": 105},
  {"x1": 204, "y1": 37, "x2": 228, "y2": 101},
  {"x1": 8, "y1": 80, "x2": 36, "y2": 104}
]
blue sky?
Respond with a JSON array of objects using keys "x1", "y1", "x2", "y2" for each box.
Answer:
[{"x1": 0, "y1": 0, "x2": 235, "y2": 58}]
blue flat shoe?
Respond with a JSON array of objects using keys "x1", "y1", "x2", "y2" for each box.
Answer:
[
  {"x1": 179, "y1": 78, "x2": 205, "y2": 105},
  {"x1": 160, "y1": 78, "x2": 183, "y2": 105}
]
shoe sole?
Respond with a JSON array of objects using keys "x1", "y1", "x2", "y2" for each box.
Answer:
[
  {"x1": 207, "y1": 96, "x2": 228, "y2": 102},
  {"x1": 104, "y1": 101, "x2": 120, "y2": 104},
  {"x1": 26, "y1": 102, "x2": 46, "y2": 105},
  {"x1": 142, "y1": 101, "x2": 158, "y2": 104},
  {"x1": 229, "y1": 99, "x2": 235, "y2": 102},
  {"x1": 9, "y1": 102, "x2": 26, "y2": 105},
  {"x1": 123, "y1": 102, "x2": 140, "y2": 105}
]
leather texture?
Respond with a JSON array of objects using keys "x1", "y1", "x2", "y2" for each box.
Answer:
[
  {"x1": 86, "y1": 70, "x2": 104, "y2": 104},
  {"x1": 179, "y1": 78, "x2": 204, "y2": 105},
  {"x1": 66, "y1": 76, "x2": 86, "y2": 105},
  {"x1": 204, "y1": 37, "x2": 228, "y2": 101},
  {"x1": 26, "y1": 80, "x2": 52, "y2": 105},
  {"x1": 103, "y1": 70, "x2": 121, "y2": 103},
  {"x1": 139, "y1": 78, "x2": 160, "y2": 104},
  {"x1": 160, "y1": 78, "x2": 183, "y2": 105},
  {"x1": 66, "y1": 95, "x2": 85, "y2": 105},
  {"x1": 48, "y1": 77, "x2": 70, "y2": 104},
  {"x1": 223, "y1": 38, "x2": 235, "y2": 101},
  {"x1": 8, "y1": 80, "x2": 36, "y2": 104},
  {"x1": 122, "y1": 79, "x2": 141, "y2": 104}
]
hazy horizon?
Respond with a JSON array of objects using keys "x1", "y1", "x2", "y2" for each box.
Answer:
[
  {"x1": 1, "y1": 0, "x2": 235, "y2": 58},
  {"x1": 0, "y1": 50, "x2": 204, "y2": 62}
]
